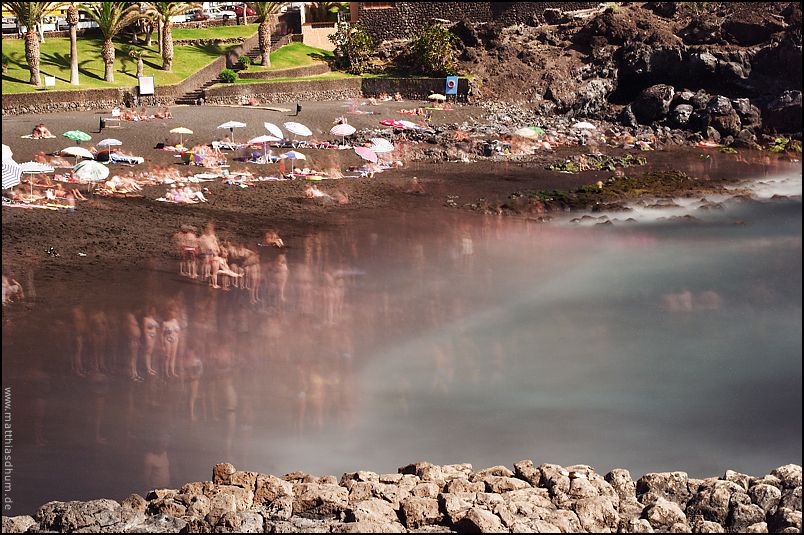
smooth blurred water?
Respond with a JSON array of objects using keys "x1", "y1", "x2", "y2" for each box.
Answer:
[{"x1": 2, "y1": 167, "x2": 801, "y2": 515}]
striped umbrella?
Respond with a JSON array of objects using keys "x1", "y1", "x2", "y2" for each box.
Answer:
[
  {"x1": 63, "y1": 130, "x2": 92, "y2": 144},
  {"x1": 2, "y1": 144, "x2": 12, "y2": 160},
  {"x1": 73, "y1": 160, "x2": 109, "y2": 182},
  {"x1": 2, "y1": 158, "x2": 21, "y2": 190}
]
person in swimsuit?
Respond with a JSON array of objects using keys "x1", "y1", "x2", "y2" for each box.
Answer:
[
  {"x1": 161, "y1": 306, "x2": 181, "y2": 378},
  {"x1": 198, "y1": 222, "x2": 220, "y2": 282},
  {"x1": 126, "y1": 311, "x2": 143, "y2": 381},
  {"x1": 71, "y1": 305, "x2": 88, "y2": 377},
  {"x1": 142, "y1": 305, "x2": 160, "y2": 376}
]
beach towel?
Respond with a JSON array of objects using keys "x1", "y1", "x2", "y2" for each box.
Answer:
[{"x1": 20, "y1": 134, "x2": 57, "y2": 139}]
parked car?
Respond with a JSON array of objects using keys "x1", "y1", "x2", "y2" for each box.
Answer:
[
  {"x1": 231, "y1": 5, "x2": 256, "y2": 17},
  {"x1": 203, "y1": 7, "x2": 237, "y2": 20},
  {"x1": 187, "y1": 10, "x2": 210, "y2": 22}
]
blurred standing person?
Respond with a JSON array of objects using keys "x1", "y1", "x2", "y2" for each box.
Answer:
[
  {"x1": 161, "y1": 305, "x2": 181, "y2": 378},
  {"x1": 126, "y1": 311, "x2": 144, "y2": 381},
  {"x1": 142, "y1": 304, "x2": 160, "y2": 376},
  {"x1": 71, "y1": 305, "x2": 88, "y2": 377}
]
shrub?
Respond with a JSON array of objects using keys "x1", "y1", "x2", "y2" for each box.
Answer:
[
  {"x1": 219, "y1": 68, "x2": 238, "y2": 83},
  {"x1": 329, "y1": 21, "x2": 375, "y2": 74},
  {"x1": 407, "y1": 23, "x2": 460, "y2": 76},
  {"x1": 237, "y1": 55, "x2": 251, "y2": 69}
]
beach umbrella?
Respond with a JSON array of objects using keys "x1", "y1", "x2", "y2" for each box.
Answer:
[
  {"x1": 170, "y1": 127, "x2": 194, "y2": 148},
  {"x1": 280, "y1": 150, "x2": 306, "y2": 172},
  {"x1": 19, "y1": 161, "x2": 55, "y2": 199},
  {"x1": 61, "y1": 146, "x2": 95, "y2": 165},
  {"x1": 2, "y1": 144, "x2": 12, "y2": 160},
  {"x1": 330, "y1": 123, "x2": 356, "y2": 146},
  {"x1": 529, "y1": 126, "x2": 546, "y2": 135},
  {"x1": 97, "y1": 138, "x2": 122, "y2": 148},
  {"x1": 369, "y1": 138, "x2": 395, "y2": 153},
  {"x1": 264, "y1": 122, "x2": 284, "y2": 140},
  {"x1": 63, "y1": 130, "x2": 92, "y2": 144},
  {"x1": 2, "y1": 158, "x2": 22, "y2": 190},
  {"x1": 428, "y1": 93, "x2": 446, "y2": 101},
  {"x1": 217, "y1": 121, "x2": 247, "y2": 144},
  {"x1": 73, "y1": 160, "x2": 109, "y2": 182},
  {"x1": 248, "y1": 135, "x2": 281, "y2": 163},
  {"x1": 354, "y1": 146, "x2": 378, "y2": 163},
  {"x1": 283, "y1": 122, "x2": 313, "y2": 138}
]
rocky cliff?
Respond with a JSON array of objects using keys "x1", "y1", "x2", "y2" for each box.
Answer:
[{"x1": 3, "y1": 461, "x2": 801, "y2": 533}]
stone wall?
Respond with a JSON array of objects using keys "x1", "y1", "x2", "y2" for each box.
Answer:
[
  {"x1": 202, "y1": 76, "x2": 469, "y2": 104},
  {"x1": 204, "y1": 78, "x2": 362, "y2": 105},
  {"x1": 357, "y1": 2, "x2": 599, "y2": 42},
  {"x1": 3, "y1": 461, "x2": 801, "y2": 533},
  {"x1": 239, "y1": 63, "x2": 331, "y2": 80}
]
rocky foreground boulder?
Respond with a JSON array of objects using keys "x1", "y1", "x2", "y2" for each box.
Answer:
[{"x1": 3, "y1": 462, "x2": 801, "y2": 533}]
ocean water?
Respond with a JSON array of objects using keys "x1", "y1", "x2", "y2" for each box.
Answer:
[{"x1": 2, "y1": 164, "x2": 801, "y2": 515}]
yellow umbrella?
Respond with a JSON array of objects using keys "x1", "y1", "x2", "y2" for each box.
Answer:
[{"x1": 170, "y1": 127, "x2": 194, "y2": 148}]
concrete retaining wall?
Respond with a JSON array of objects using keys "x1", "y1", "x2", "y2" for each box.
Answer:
[{"x1": 238, "y1": 62, "x2": 330, "y2": 80}]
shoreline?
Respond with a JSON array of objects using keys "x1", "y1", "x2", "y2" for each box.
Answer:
[{"x1": 2, "y1": 461, "x2": 801, "y2": 533}]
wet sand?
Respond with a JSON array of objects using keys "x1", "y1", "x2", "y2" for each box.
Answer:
[{"x1": 1, "y1": 101, "x2": 777, "y2": 282}]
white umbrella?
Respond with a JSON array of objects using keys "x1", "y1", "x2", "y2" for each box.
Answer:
[
  {"x1": 248, "y1": 135, "x2": 281, "y2": 163},
  {"x1": 73, "y1": 160, "x2": 109, "y2": 182},
  {"x1": 369, "y1": 138, "x2": 395, "y2": 153},
  {"x1": 19, "y1": 161, "x2": 55, "y2": 199},
  {"x1": 572, "y1": 121, "x2": 596, "y2": 130},
  {"x1": 2, "y1": 144, "x2": 12, "y2": 160},
  {"x1": 398, "y1": 120, "x2": 423, "y2": 131},
  {"x1": 428, "y1": 93, "x2": 446, "y2": 101},
  {"x1": 2, "y1": 158, "x2": 21, "y2": 190},
  {"x1": 97, "y1": 138, "x2": 122, "y2": 148},
  {"x1": 284, "y1": 122, "x2": 313, "y2": 137},
  {"x1": 217, "y1": 121, "x2": 247, "y2": 144},
  {"x1": 280, "y1": 150, "x2": 306, "y2": 173},
  {"x1": 61, "y1": 146, "x2": 95, "y2": 165},
  {"x1": 330, "y1": 123, "x2": 356, "y2": 146},
  {"x1": 264, "y1": 122, "x2": 284, "y2": 140}
]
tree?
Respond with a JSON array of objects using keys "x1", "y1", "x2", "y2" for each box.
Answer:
[
  {"x1": 128, "y1": 49, "x2": 148, "y2": 77},
  {"x1": 2, "y1": 2, "x2": 60, "y2": 86},
  {"x1": 142, "y1": 2, "x2": 199, "y2": 72},
  {"x1": 66, "y1": 2, "x2": 79, "y2": 85},
  {"x1": 307, "y1": 2, "x2": 347, "y2": 23},
  {"x1": 79, "y1": 2, "x2": 145, "y2": 82},
  {"x1": 329, "y1": 21, "x2": 374, "y2": 74},
  {"x1": 407, "y1": 23, "x2": 460, "y2": 76},
  {"x1": 253, "y1": 2, "x2": 285, "y2": 67}
]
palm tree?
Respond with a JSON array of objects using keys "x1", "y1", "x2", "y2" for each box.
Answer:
[
  {"x1": 2, "y1": 2, "x2": 61, "y2": 86},
  {"x1": 79, "y1": 2, "x2": 144, "y2": 82},
  {"x1": 307, "y1": 2, "x2": 347, "y2": 23},
  {"x1": 66, "y1": 2, "x2": 79, "y2": 85},
  {"x1": 253, "y1": 2, "x2": 285, "y2": 67},
  {"x1": 142, "y1": 2, "x2": 199, "y2": 72}
]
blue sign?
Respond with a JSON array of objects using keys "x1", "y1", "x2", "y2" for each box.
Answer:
[{"x1": 445, "y1": 76, "x2": 459, "y2": 95}]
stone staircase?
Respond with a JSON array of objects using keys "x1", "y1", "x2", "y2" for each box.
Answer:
[{"x1": 175, "y1": 78, "x2": 220, "y2": 105}]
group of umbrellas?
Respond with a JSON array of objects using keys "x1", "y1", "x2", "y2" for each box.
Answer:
[{"x1": 2, "y1": 130, "x2": 116, "y2": 197}]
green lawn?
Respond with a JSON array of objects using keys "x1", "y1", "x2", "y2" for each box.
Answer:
[
  {"x1": 249, "y1": 42, "x2": 333, "y2": 70},
  {"x1": 2, "y1": 25, "x2": 258, "y2": 94}
]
